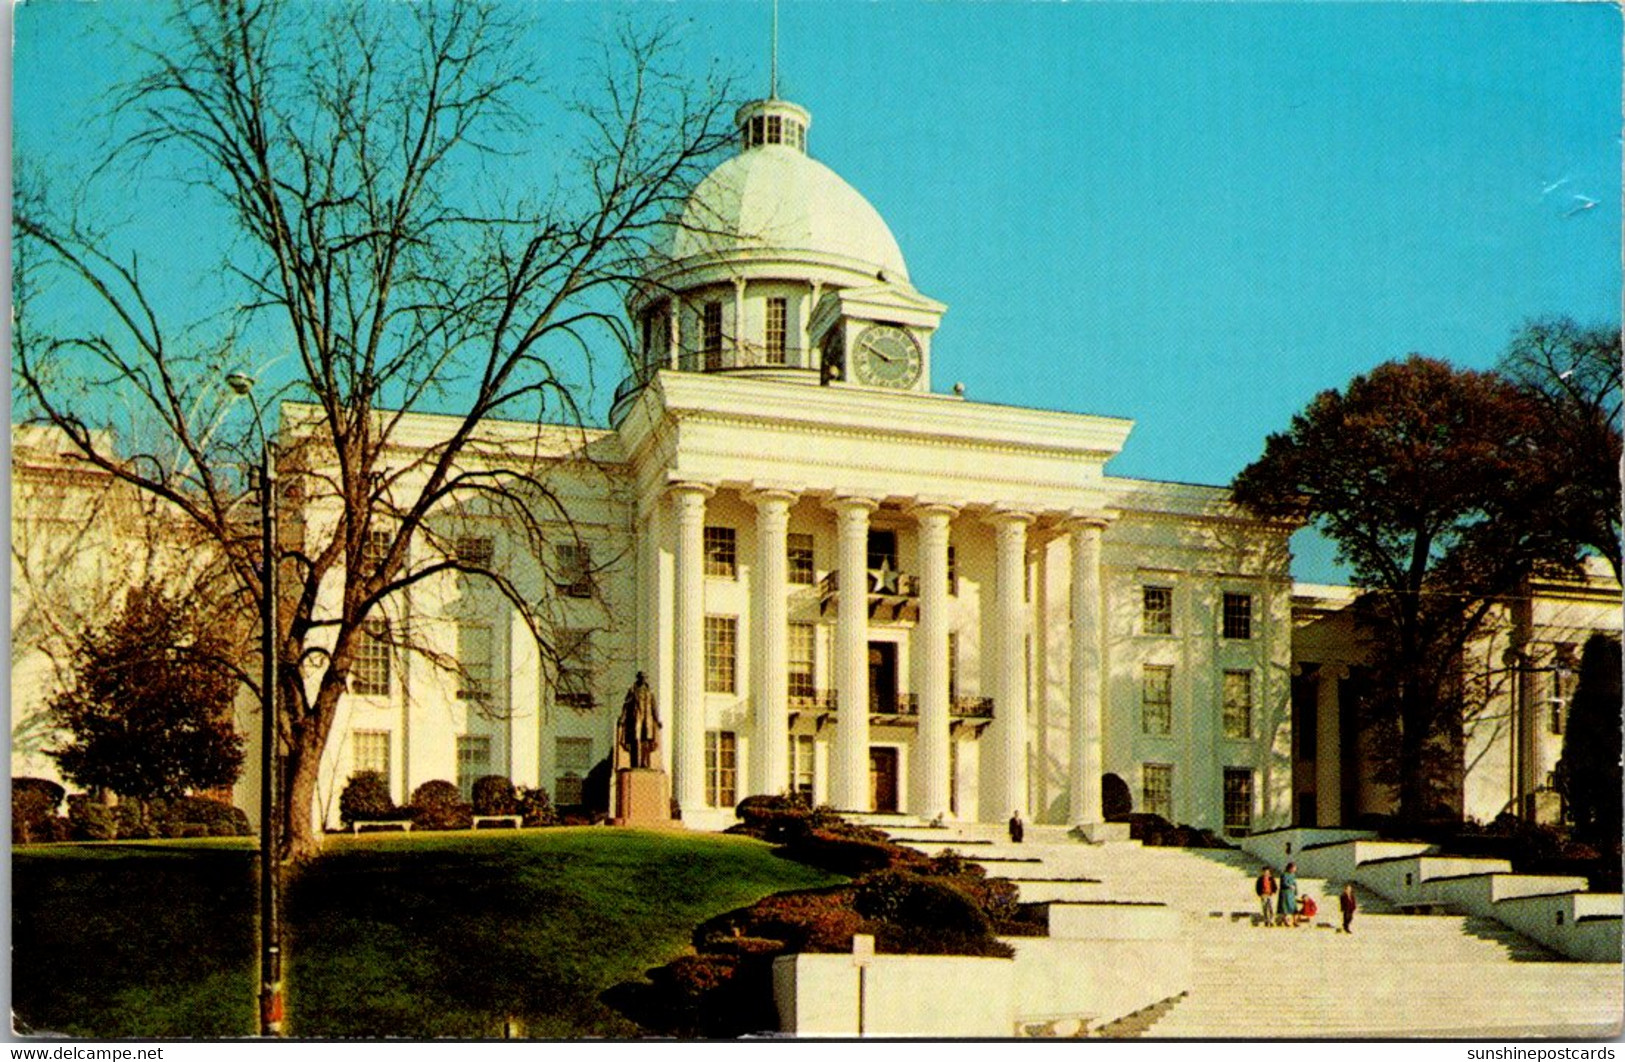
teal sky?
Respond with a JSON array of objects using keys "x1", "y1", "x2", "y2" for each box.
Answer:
[{"x1": 13, "y1": 2, "x2": 1623, "y2": 583}]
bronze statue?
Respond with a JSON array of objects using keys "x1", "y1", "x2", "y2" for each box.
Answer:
[{"x1": 617, "y1": 671, "x2": 661, "y2": 769}]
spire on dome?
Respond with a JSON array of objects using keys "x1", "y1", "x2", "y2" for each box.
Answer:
[{"x1": 770, "y1": 0, "x2": 779, "y2": 98}]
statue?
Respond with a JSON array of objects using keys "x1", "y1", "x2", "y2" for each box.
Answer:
[
  {"x1": 612, "y1": 672, "x2": 674, "y2": 827},
  {"x1": 617, "y1": 671, "x2": 661, "y2": 770}
]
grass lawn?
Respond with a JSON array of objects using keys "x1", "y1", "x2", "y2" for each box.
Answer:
[{"x1": 12, "y1": 829, "x2": 841, "y2": 1038}]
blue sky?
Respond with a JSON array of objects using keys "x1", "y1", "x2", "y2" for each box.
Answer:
[{"x1": 14, "y1": 1, "x2": 1623, "y2": 582}]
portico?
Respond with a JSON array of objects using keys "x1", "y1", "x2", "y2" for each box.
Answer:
[{"x1": 617, "y1": 369, "x2": 1130, "y2": 826}]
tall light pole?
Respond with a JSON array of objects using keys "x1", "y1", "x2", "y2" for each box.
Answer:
[{"x1": 228, "y1": 372, "x2": 283, "y2": 1036}]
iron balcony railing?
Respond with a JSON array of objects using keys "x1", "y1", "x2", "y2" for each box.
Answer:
[
  {"x1": 785, "y1": 690, "x2": 994, "y2": 721},
  {"x1": 951, "y1": 696, "x2": 995, "y2": 719}
]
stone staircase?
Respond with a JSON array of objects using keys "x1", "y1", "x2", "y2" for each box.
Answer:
[{"x1": 882, "y1": 823, "x2": 1624, "y2": 1038}]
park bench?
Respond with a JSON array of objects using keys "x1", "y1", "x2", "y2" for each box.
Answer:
[
  {"x1": 472, "y1": 814, "x2": 523, "y2": 829},
  {"x1": 351, "y1": 817, "x2": 414, "y2": 835}
]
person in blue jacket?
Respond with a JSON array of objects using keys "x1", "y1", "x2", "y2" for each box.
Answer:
[{"x1": 1277, "y1": 861, "x2": 1299, "y2": 927}]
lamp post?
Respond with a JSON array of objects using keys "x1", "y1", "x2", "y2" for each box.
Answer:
[{"x1": 228, "y1": 372, "x2": 282, "y2": 1036}]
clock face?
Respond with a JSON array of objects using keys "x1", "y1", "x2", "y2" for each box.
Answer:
[{"x1": 851, "y1": 325, "x2": 922, "y2": 389}]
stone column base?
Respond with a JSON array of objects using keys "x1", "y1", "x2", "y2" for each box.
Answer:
[
  {"x1": 612, "y1": 768, "x2": 678, "y2": 828},
  {"x1": 1070, "y1": 821, "x2": 1132, "y2": 844}
]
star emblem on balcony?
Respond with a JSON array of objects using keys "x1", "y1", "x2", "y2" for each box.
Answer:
[{"x1": 871, "y1": 557, "x2": 900, "y2": 595}]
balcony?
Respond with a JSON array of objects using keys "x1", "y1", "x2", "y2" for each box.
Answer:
[
  {"x1": 870, "y1": 692, "x2": 919, "y2": 723},
  {"x1": 788, "y1": 688, "x2": 836, "y2": 730},
  {"x1": 818, "y1": 566, "x2": 921, "y2": 623}
]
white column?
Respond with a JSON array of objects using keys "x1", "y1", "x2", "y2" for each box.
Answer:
[
  {"x1": 733, "y1": 277, "x2": 747, "y2": 365},
  {"x1": 830, "y1": 496, "x2": 877, "y2": 811},
  {"x1": 671, "y1": 482, "x2": 712, "y2": 812},
  {"x1": 912, "y1": 503, "x2": 956, "y2": 819},
  {"x1": 1316, "y1": 663, "x2": 1346, "y2": 826},
  {"x1": 750, "y1": 489, "x2": 795, "y2": 797},
  {"x1": 667, "y1": 300, "x2": 681, "y2": 369},
  {"x1": 1068, "y1": 518, "x2": 1107, "y2": 826},
  {"x1": 989, "y1": 511, "x2": 1033, "y2": 820}
]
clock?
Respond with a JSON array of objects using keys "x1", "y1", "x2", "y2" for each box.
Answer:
[{"x1": 851, "y1": 324, "x2": 922, "y2": 388}]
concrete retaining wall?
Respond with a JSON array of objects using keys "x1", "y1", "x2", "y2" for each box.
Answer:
[
  {"x1": 1429, "y1": 873, "x2": 1591, "y2": 913},
  {"x1": 1240, "y1": 828, "x2": 1373, "y2": 867},
  {"x1": 1292, "y1": 839, "x2": 1435, "y2": 882},
  {"x1": 773, "y1": 953, "x2": 1015, "y2": 1037},
  {"x1": 1356, "y1": 856, "x2": 1512, "y2": 907},
  {"x1": 1492, "y1": 893, "x2": 1624, "y2": 963}
]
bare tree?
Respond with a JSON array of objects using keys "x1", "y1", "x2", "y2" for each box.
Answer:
[
  {"x1": 1498, "y1": 316, "x2": 1623, "y2": 583},
  {"x1": 14, "y1": 0, "x2": 735, "y2": 860}
]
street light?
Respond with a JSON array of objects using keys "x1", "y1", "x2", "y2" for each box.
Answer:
[{"x1": 228, "y1": 372, "x2": 283, "y2": 1036}]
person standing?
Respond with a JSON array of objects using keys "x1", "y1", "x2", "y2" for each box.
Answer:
[
  {"x1": 1008, "y1": 810, "x2": 1024, "y2": 844},
  {"x1": 1340, "y1": 883, "x2": 1358, "y2": 934},
  {"x1": 1255, "y1": 867, "x2": 1277, "y2": 927},
  {"x1": 1277, "y1": 862, "x2": 1299, "y2": 928}
]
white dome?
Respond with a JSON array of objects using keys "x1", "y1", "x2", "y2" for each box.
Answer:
[{"x1": 665, "y1": 145, "x2": 910, "y2": 283}]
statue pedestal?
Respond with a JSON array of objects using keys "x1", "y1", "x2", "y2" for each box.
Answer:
[{"x1": 612, "y1": 767, "x2": 676, "y2": 828}]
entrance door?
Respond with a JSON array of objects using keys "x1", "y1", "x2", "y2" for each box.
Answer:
[
  {"x1": 869, "y1": 642, "x2": 897, "y2": 713},
  {"x1": 870, "y1": 747, "x2": 899, "y2": 813}
]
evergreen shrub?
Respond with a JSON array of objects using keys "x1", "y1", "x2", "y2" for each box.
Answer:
[
  {"x1": 471, "y1": 775, "x2": 517, "y2": 816},
  {"x1": 409, "y1": 780, "x2": 472, "y2": 830},
  {"x1": 339, "y1": 770, "x2": 396, "y2": 825}
]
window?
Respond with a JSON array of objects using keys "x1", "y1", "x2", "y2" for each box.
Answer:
[
  {"x1": 1142, "y1": 665, "x2": 1173, "y2": 735},
  {"x1": 867, "y1": 529, "x2": 898, "y2": 572},
  {"x1": 747, "y1": 115, "x2": 764, "y2": 148},
  {"x1": 706, "y1": 730, "x2": 737, "y2": 807},
  {"x1": 352, "y1": 730, "x2": 390, "y2": 780},
  {"x1": 1143, "y1": 586, "x2": 1173, "y2": 635},
  {"x1": 456, "y1": 735, "x2": 491, "y2": 800},
  {"x1": 457, "y1": 624, "x2": 493, "y2": 702},
  {"x1": 352, "y1": 620, "x2": 392, "y2": 696},
  {"x1": 1143, "y1": 763, "x2": 1173, "y2": 819},
  {"x1": 788, "y1": 622, "x2": 816, "y2": 700},
  {"x1": 555, "y1": 737, "x2": 592, "y2": 805},
  {"x1": 1550, "y1": 663, "x2": 1575, "y2": 735},
  {"x1": 947, "y1": 545, "x2": 958, "y2": 596},
  {"x1": 704, "y1": 526, "x2": 737, "y2": 578},
  {"x1": 555, "y1": 542, "x2": 592, "y2": 598},
  {"x1": 766, "y1": 114, "x2": 782, "y2": 144},
  {"x1": 1223, "y1": 670, "x2": 1254, "y2": 739},
  {"x1": 765, "y1": 297, "x2": 788, "y2": 363},
  {"x1": 947, "y1": 631, "x2": 959, "y2": 702},
  {"x1": 1222, "y1": 592, "x2": 1253, "y2": 640},
  {"x1": 791, "y1": 734, "x2": 816, "y2": 799},
  {"x1": 362, "y1": 528, "x2": 391, "y2": 570},
  {"x1": 787, "y1": 532, "x2": 815, "y2": 585},
  {"x1": 1223, "y1": 767, "x2": 1254, "y2": 836},
  {"x1": 705, "y1": 615, "x2": 737, "y2": 694},
  {"x1": 557, "y1": 629, "x2": 593, "y2": 711},
  {"x1": 702, "y1": 301, "x2": 723, "y2": 369},
  {"x1": 455, "y1": 535, "x2": 493, "y2": 568}
]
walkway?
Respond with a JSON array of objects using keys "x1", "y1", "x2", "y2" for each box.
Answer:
[{"x1": 882, "y1": 821, "x2": 1623, "y2": 1038}]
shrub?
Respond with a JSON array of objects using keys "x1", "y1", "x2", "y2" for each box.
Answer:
[
  {"x1": 734, "y1": 793, "x2": 813, "y2": 842},
  {"x1": 67, "y1": 794, "x2": 117, "y2": 841},
  {"x1": 161, "y1": 795, "x2": 252, "y2": 836},
  {"x1": 471, "y1": 775, "x2": 517, "y2": 816},
  {"x1": 12, "y1": 778, "x2": 65, "y2": 844},
  {"x1": 515, "y1": 785, "x2": 556, "y2": 827},
  {"x1": 782, "y1": 829, "x2": 897, "y2": 876},
  {"x1": 1102, "y1": 773, "x2": 1133, "y2": 820},
  {"x1": 112, "y1": 801, "x2": 152, "y2": 839},
  {"x1": 339, "y1": 770, "x2": 396, "y2": 825},
  {"x1": 854, "y1": 870, "x2": 992, "y2": 937},
  {"x1": 582, "y1": 757, "x2": 611, "y2": 813},
  {"x1": 409, "y1": 780, "x2": 472, "y2": 830}
]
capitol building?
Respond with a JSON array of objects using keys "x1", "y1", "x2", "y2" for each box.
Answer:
[{"x1": 12, "y1": 90, "x2": 1615, "y2": 837}]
